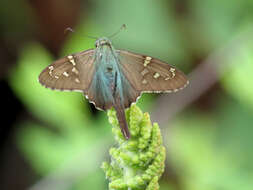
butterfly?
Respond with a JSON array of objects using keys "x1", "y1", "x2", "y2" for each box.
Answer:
[{"x1": 39, "y1": 37, "x2": 189, "y2": 140}]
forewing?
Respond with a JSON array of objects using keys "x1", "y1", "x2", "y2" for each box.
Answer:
[
  {"x1": 39, "y1": 49, "x2": 95, "y2": 92},
  {"x1": 118, "y1": 50, "x2": 189, "y2": 93}
]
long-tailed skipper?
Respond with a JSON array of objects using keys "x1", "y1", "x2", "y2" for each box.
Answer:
[{"x1": 39, "y1": 30, "x2": 188, "y2": 140}]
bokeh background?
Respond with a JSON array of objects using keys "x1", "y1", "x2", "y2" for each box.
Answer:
[{"x1": 1, "y1": 0, "x2": 253, "y2": 189}]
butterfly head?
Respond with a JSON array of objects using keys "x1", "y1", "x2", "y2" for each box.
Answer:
[{"x1": 95, "y1": 37, "x2": 112, "y2": 48}]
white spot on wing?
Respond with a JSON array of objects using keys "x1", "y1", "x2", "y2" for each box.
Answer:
[
  {"x1": 146, "y1": 56, "x2": 152, "y2": 61},
  {"x1": 153, "y1": 72, "x2": 160, "y2": 79},
  {"x1": 142, "y1": 79, "x2": 148, "y2": 84},
  {"x1": 144, "y1": 56, "x2": 152, "y2": 67},
  {"x1": 170, "y1": 68, "x2": 176, "y2": 78},
  {"x1": 67, "y1": 55, "x2": 73, "y2": 59},
  {"x1": 165, "y1": 68, "x2": 176, "y2": 80},
  {"x1": 68, "y1": 55, "x2": 76, "y2": 66},
  {"x1": 75, "y1": 78, "x2": 80, "y2": 83},
  {"x1": 63, "y1": 71, "x2": 69, "y2": 77},
  {"x1": 72, "y1": 67, "x2": 79, "y2": 75},
  {"x1": 48, "y1": 66, "x2": 54, "y2": 77}
]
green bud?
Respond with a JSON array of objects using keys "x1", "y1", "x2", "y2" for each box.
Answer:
[{"x1": 102, "y1": 104, "x2": 166, "y2": 190}]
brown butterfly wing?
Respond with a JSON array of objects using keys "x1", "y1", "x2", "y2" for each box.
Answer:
[
  {"x1": 39, "y1": 49, "x2": 95, "y2": 92},
  {"x1": 118, "y1": 50, "x2": 189, "y2": 94}
]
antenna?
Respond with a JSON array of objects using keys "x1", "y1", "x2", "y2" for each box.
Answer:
[
  {"x1": 64, "y1": 27, "x2": 97, "y2": 39},
  {"x1": 108, "y1": 24, "x2": 127, "y2": 39}
]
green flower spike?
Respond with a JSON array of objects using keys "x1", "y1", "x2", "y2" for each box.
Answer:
[{"x1": 102, "y1": 104, "x2": 166, "y2": 190}]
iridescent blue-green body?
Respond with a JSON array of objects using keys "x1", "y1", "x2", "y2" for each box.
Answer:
[
  {"x1": 90, "y1": 37, "x2": 132, "y2": 138},
  {"x1": 39, "y1": 37, "x2": 189, "y2": 140}
]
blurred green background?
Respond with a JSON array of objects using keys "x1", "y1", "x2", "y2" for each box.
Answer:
[{"x1": 1, "y1": 0, "x2": 253, "y2": 189}]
